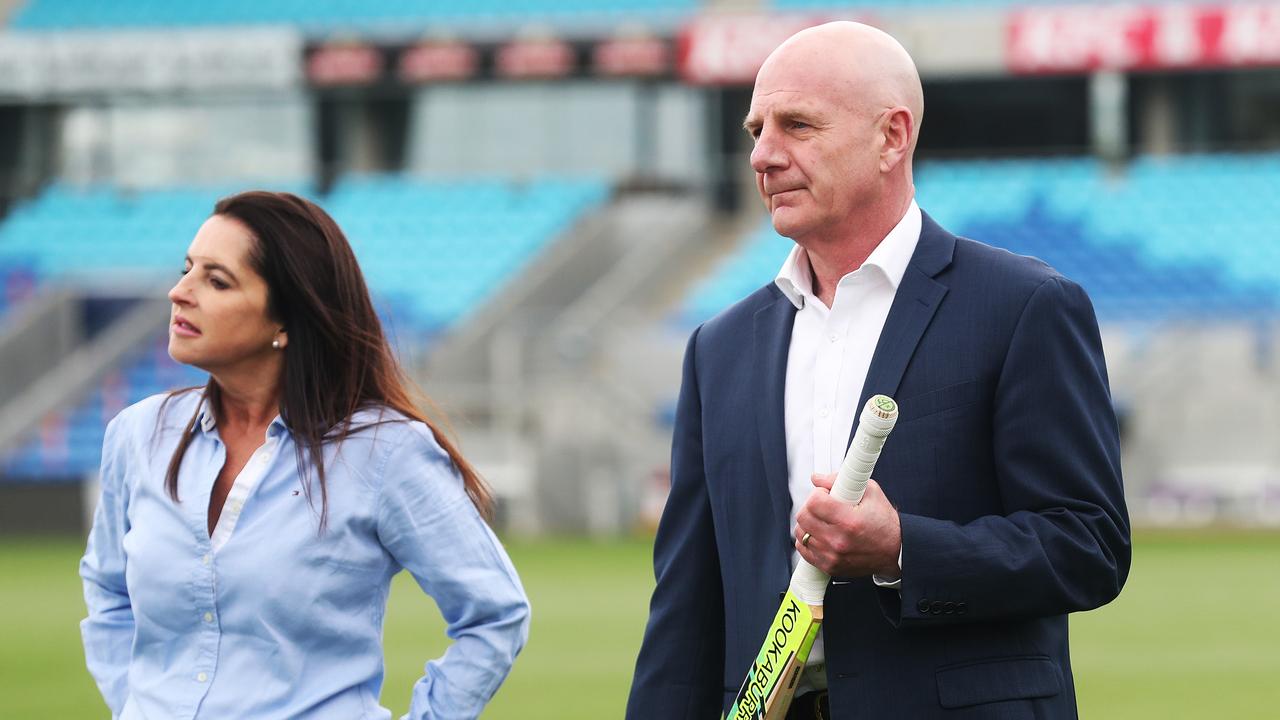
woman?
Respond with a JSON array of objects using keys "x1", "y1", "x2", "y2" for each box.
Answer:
[{"x1": 80, "y1": 191, "x2": 530, "y2": 719}]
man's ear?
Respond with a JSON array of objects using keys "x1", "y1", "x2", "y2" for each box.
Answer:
[{"x1": 879, "y1": 107, "x2": 914, "y2": 173}]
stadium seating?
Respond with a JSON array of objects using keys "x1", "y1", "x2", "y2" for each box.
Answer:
[
  {"x1": 0, "y1": 338, "x2": 206, "y2": 480},
  {"x1": 0, "y1": 182, "x2": 309, "y2": 324},
  {"x1": 0, "y1": 175, "x2": 609, "y2": 479},
  {"x1": 681, "y1": 153, "x2": 1280, "y2": 325},
  {"x1": 0, "y1": 177, "x2": 607, "y2": 332},
  {"x1": 0, "y1": 263, "x2": 36, "y2": 317},
  {"x1": 773, "y1": 0, "x2": 1197, "y2": 7},
  {"x1": 326, "y1": 175, "x2": 608, "y2": 330},
  {"x1": 8, "y1": 0, "x2": 698, "y2": 30}
]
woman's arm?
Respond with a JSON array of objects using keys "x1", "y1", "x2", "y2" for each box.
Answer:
[
  {"x1": 376, "y1": 426, "x2": 531, "y2": 720},
  {"x1": 80, "y1": 416, "x2": 135, "y2": 715}
]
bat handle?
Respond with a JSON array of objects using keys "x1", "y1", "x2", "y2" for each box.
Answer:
[{"x1": 790, "y1": 395, "x2": 899, "y2": 606}]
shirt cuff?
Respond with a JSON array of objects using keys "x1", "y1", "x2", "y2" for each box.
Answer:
[{"x1": 871, "y1": 547, "x2": 904, "y2": 590}]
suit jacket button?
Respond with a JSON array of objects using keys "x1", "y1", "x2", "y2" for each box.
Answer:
[
  {"x1": 956, "y1": 602, "x2": 968, "y2": 615},
  {"x1": 929, "y1": 601, "x2": 943, "y2": 615},
  {"x1": 942, "y1": 601, "x2": 955, "y2": 614},
  {"x1": 917, "y1": 599, "x2": 931, "y2": 614}
]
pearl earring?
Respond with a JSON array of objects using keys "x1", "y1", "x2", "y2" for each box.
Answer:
[{"x1": 272, "y1": 339, "x2": 281, "y2": 350}]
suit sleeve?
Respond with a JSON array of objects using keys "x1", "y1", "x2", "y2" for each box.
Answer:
[
  {"x1": 626, "y1": 326, "x2": 726, "y2": 719},
  {"x1": 882, "y1": 276, "x2": 1131, "y2": 627},
  {"x1": 80, "y1": 416, "x2": 135, "y2": 716}
]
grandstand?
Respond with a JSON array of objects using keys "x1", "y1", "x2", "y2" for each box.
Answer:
[
  {"x1": 0, "y1": 177, "x2": 610, "y2": 486},
  {"x1": 7, "y1": 0, "x2": 698, "y2": 33},
  {"x1": 684, "y1": 154, "x2": 1280, "y2": 326},
  {"x1": 2, "y1": 0, "x2": 1280, "y2": 534}
]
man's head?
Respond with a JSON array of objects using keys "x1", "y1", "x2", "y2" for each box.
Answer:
[{"x1": 744, "y1": 22, "x2": 923, "y2": 246}]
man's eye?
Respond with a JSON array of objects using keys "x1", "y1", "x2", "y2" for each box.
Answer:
[{"x1": 791, "y1": 121, "x2": 809, "y2": 130}]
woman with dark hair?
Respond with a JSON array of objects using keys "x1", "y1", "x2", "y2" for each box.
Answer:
[{"x1": 80, "y1": 191, "x2": 529, "y2": 719}]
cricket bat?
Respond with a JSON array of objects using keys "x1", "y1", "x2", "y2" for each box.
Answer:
[{"x1": 724, "y1": 394, "x2": 900, "y2": 720}]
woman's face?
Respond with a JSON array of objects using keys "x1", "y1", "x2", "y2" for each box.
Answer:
[{"x1": 167, "y1": 214, "x2": 285, "y2": 374}]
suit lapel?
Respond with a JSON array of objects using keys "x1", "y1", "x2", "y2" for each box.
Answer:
[
  {"x1": 851, "y1": 212, "x2": 956, "y2": 446},
  {"x1": 753, "y1": 289, "x2": 798, "y2": 574}
]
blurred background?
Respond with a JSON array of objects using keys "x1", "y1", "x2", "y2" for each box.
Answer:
[{"x1": 0, "y1": 0, "x2": 1278, "y2": 718}]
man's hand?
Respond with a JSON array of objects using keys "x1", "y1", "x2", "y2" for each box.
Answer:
[{"x1": 794, "y1": 473, "x2": 901, "y2": 579}]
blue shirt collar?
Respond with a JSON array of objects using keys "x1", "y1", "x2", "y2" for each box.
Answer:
[{"x1": 194, "y1": 392, "x2": 288, "y2": 439}]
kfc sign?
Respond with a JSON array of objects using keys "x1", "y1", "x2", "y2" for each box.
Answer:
[{"x1": 1008, "y1": 3, "x2": 1280, "y2": 73}]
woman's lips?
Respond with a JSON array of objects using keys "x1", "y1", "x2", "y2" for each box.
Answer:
[{"x1": 171, "y1": 318, "x2": 202, "y2": 337}]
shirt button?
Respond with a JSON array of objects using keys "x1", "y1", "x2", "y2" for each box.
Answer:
[
  {"x1": 828, "y1": 333, "x2": 838, "y2": 342},
  {"x1": 197, "y1": 672, "x2": 208, "y2": 683},
  {"x1": 202, "y1": 554, "x2": 211, "y2": 566},
  {"x1": 203, "y1": 612, "x2": 213, "y2": 623},
  {"x1": 819, "y1": 408, "x2": 830, "y2": 418}
]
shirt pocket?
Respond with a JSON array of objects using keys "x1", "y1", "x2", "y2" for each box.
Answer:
[
  {"x1": 309, "y1": 537, "x2": 385, "y2": 576},
  {"x1": 934, "y1": 655, "x2": 1062, "y2": 709}
]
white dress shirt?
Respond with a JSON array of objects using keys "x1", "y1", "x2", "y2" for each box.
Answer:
[{"x1": 776, "y1": 200, "x2": 921, "y2": 682}]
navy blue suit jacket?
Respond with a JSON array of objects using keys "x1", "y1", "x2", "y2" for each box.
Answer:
[{"x1": 627, "y1": 213, "x2": 1131, "y2": 719}]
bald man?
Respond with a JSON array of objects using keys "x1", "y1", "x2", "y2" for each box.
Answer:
[{"x1": 627, "y1": 22, "x2": 1129, "y2": 720}]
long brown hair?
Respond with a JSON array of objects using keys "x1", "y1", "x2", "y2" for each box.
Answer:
[{"x1": 163, "y1": 190, "x2": 492, "y2": 523}]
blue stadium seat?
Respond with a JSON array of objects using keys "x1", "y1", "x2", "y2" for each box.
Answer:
[
  {"x1": 10, "y1": 0, "x2": 698, "y2": 31},
  {"x1": 0, "y1": 175, "x2": 609, "y2": 481},
  {"x1": 325, "y1": 173, "x2": 608, "y2": 329},
  {"x1": 680, "y1": 153, "x2": 1280, "y2": 326},
  {"x1": 0, "y1": 336, "x2": 207, "y2": 481},
  {"x1": 773, "y1": 0, "x2": 1198, "y2": 8}
]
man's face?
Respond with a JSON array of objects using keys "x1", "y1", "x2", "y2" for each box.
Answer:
[{"x1": 745, "y1": 51, "x2": 881, "y2": 244}]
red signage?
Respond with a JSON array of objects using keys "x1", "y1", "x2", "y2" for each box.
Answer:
[
  {"x1": 307, "y1": 43, "x2": 383, "y2": 85},
  {"x1": 592, "y1": 36, "x2": 670, "y2": 76},
  {"x1": 495, "y1": 38, "x2": 575, "y2": 79},
  {"x1": 398, "y1": 42, "x2": 479, "y2": 82},
  {"x1": 1008, "y1": 3, "x2": 1280, "y2": 73},
  {"x1": 676, "y1": 14, "x2": 836, "y2": 85}
]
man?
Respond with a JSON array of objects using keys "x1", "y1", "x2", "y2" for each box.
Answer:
[{"x1": 627, "y1": 21, "x2": 1130, "y2": 720}]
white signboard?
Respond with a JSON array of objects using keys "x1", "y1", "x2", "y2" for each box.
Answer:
[{"x1": 0, "y1": 27, "x2": 302, "y2": 97}]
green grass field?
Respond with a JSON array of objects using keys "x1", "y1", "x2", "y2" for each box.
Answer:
[{"x1": 1, "y1": 530, "x2": 1277, "y2": 718}]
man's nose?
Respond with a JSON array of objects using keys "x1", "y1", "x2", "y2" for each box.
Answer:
[{"x1": 750, "y1": 127, "x2": 787, "y2": 174}]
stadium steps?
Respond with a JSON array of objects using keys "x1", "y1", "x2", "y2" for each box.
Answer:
[
  {"x1": 0, "y1": 290, "x2": 169, "y2": 461},
  {"x1": 0, "y1": 286, "x2": 79, "y2": 412},
  {"x1": 421, "y1": 190, "x2": 719, "y2": 533},
  {"x1": 526, "y1": 193, "x2": 714, "y2": 534},
  {"x1": 423, "y1": 191, "x2": 712, "y2": 397},
  {"x1": 0, "y1": 177, "x2": 612, "y2": 500}
]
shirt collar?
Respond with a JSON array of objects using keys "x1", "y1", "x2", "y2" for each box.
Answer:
[
  {"x1": 194, "y1": 392, "x2": 289, "y2": 439},
  {"x1": 774, "y1": 199, "x2": 922, "y2": 310}
]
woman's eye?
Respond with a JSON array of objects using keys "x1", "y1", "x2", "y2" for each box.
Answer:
[{"x1": 210, "y1": 277, "x2": 229, "y2": 290}]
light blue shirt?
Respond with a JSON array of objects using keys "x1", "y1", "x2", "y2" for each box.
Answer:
[{"x1": 80, "y1": 390, "x2": 530, "y2": 719}]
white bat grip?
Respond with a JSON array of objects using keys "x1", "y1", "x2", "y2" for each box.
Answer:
[{"x1": 790, "y1": 395, "x2": 899, "y2": 606}]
